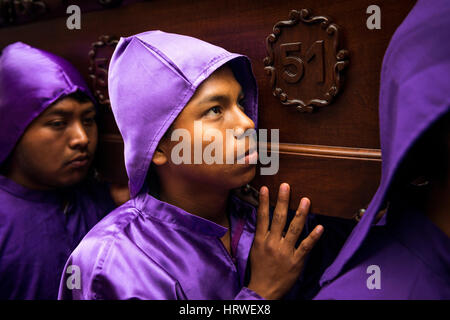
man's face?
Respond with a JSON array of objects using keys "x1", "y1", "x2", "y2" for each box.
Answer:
[
  {"x1": 7, "y1": 97, "x2": 98, "y2": 189},
  {"x1": 156, "y1": 66, "x2": 257, "y2": 191}
]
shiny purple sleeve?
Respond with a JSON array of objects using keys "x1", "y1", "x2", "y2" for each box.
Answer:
[
  {"x1": 234, "y1": 287, "x2": 265, "y2": 300},
  {"x1": 58, "y1": 218, "x2": 188, "y2": 300}
]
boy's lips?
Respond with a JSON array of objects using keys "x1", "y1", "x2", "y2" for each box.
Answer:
[
  {"x1": 243, "y1": 150, "x2": 258, "y2": 164},
  {"x1": 237, "y1": 149, "x2": 258, "y2": 164}
]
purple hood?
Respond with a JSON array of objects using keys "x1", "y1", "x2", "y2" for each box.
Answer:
[
  {"x1": 0, "y1": 42, "x2": 93, "y2": 165},
  {"x1": 320, "y1": 0, "x2": 450, "y2": 284},
  {"x1": 108, "y1": 30, "x2": 258, "y2": 198}
]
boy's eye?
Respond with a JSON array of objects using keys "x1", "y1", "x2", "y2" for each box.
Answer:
[
  {"x1": 238, "y1": 98, "x2": 246, "y2": 111},
  {"x1": 204, "y1": 106, "x2": 222, "y2": 117}
]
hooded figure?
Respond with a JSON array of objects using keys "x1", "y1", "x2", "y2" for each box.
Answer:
[
  {"x1": 58, "y1": 30, "x2": 265, "y2": 300},
  {"x1": 0, "y1": 42, "x2": 115, "y2": 299},
  {"x1": 315, "y1": 0, "x2": 450, "y2": 299}
]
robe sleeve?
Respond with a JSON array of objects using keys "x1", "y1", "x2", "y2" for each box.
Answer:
[
  {"x1": 234, "y1": 287, "x2": 265, "y2": 300},
  {"x1": 58, "y1": 231, "x2": 187, "y2": 300},
  {"x1": 88, "y1": 271, "x2": 186, "y2": 300}
]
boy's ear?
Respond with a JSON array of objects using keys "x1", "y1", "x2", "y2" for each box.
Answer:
[{"x1": 152, "y1": 146, "x2": 168, "y2": 166}]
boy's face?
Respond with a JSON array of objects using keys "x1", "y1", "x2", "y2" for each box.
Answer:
[
  {"x1": 155, "y1": 66, "x2": 256, "y2": 191},
  {"x1": 6, "y1": 97, "x2": 98, "y2": 190}
]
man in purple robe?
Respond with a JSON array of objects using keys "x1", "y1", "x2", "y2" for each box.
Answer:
[
  {"x1": 314, "y1": 0, "x2": 450, "y2": 299},
  {"x1": 58, "y1": 30, "x2": 325, "y2": 300},
  {"x1": 0, "y1": 42, "x2": 116, "y2": 299}
]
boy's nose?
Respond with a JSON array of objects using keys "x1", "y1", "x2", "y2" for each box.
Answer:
[{"x1": 233, "y1": 106, "x2": 255, "y2": 134}]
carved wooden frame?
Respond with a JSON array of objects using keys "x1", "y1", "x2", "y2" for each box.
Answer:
[
  {"x1": 0, "y1": 0, "x2": 47, "y2": 26},
  {"x1": 88, "y1": 35, "x2": 119, "y2": 106},
  {"x1": 97, "y1": 0, "x2": 124, "y2": 8},
  {"x1": 0, "y1": 0, "x2": 125, "y2": 28},
  {"x1": 263, "y1": 9, "x2": 349, "y2": 113}
]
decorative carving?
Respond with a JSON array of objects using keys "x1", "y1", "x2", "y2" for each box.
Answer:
[
  {"x1": 97, "y1": 0, "x2": 123, "y2": 8},
  {"x1": 0, "y1": 0, "x2": 128, "y2": 27},
  {"x1": 88, "y1": 35, "x2": 119, "y2": 106},
  {"x1": 0, "y1": 0, "x2": 47, "y2": 27},
  {"x1": 264, "y1": 9, "x2": 349, "y2": 113},
  {"x1": 0, "y1": 0, "x2": 13, "y2": 25}
]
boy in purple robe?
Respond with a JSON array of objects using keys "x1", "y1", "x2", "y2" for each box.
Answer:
[
  {"x1": 314, "y1": 0, "x2": 450, "y2": 299},
  {"x1": 0, "y1": 42, "x2": 116, "y2": 299},
  {"x1": 58, "y1": 30, "x2": 325, "y2": 300}
]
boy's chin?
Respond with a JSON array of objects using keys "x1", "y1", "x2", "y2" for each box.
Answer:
[{"x1": 226, "y1": 165, "x2": 256, "y2": 189}]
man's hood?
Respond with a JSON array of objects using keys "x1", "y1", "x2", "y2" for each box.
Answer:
[
  {"x1": 320, "y1": 0, "x2": 450, "y2": 285},
  {"x1": 108, "y1": 30, "x2": 258, "y2": 198},
  {"x1": 0, "y1": 42, "x2": 93, "y2": 165}
]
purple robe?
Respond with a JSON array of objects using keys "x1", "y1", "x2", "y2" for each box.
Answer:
[
  {"x1": 0, "y1": 176, "x2": 114, "y2": 299},
  {"x1": 0, "y1": 42, "x2": 94, "y2": 164},
  {"x1": 0, "y1": 42, "x2": 116, "y2": 299},
  {"x1": 315, "y1": 0, "x2": 450, "y2": 299},
  {"x1": 58, "y1": 31, "x2": 261, "y2": 300},
  {"x1": 58, "y1": 193, "x2": 261, "y2": 299}
]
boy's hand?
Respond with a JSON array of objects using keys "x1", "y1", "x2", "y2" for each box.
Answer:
[{"x1": 247, "y1": 183, "x2": 323, "y2": 300}]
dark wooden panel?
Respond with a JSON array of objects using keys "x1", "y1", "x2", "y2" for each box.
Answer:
[
  {"x1": 253, "y1": 150, "x2": 381, "y2": 219},
  {"x1": 0, "y1": 0, "x2": 143, "y2": 27},
  {"x1": 0, "y1": 0, "x2": 416, "y2": 218}
]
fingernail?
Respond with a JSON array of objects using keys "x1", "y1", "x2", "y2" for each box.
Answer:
[
  {"x1": 280, "y1": 183, "x2": 289, "y2": 192},
  {"x1": 300, "y1": 198, "x2": 309, "y2": 210},
  {"x1": 316, "y1": 225, "x2": 324, "y2": 235},
  {"x1": 260, "y1": 186, "x2": 267, "y2": 195}
]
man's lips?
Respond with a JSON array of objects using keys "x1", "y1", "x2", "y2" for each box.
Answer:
[{"x1": 66, "y1": 154, "x2": 90, "y2": 168}]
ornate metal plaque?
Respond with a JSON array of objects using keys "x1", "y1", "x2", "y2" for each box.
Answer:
[{"x1": 264, "y1": 9, "x2": 349, "y2": 113}]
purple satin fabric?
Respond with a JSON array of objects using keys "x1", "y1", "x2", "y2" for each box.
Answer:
[
  {"x1": 0, "y1": 175, "x2": 115, "y2": 299},
  {"x1": 0, "y1": 42, "x2": 93, "y2": 166},
  {"x1": 58, "y1": 30, "x2": 261, "y2": 300},
  {"x1": 315, "y1": 197, "x2": 450, "y2": 299},
  {"x1": 58, "y1": 193, "x2": 262, "y2": 300},
  {"x1": 0, "y1": 42, "x2": 115, "y2": 299},
  {"x1": 316, "y1": 0, "x2": 450, "y2": 299}
]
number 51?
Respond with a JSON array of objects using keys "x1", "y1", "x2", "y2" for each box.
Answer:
[{"x1": 280, "y1": 41, "x2": 324, "y2": 84}]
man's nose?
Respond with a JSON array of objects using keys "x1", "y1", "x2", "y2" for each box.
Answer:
[{"x1": 68, "y1": 121, "x2": 89, "y2": 150}]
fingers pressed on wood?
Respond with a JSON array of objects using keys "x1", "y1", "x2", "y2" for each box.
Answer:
[
  {"x1": 283, "y1": 197, "x2": 310, "y2": 247},
  {"x1": 269, "y1": 183, "x2": 290, "y2": 239},
  {"x1": 255, "y1": 186, "x2": 270, "y2": 239}
]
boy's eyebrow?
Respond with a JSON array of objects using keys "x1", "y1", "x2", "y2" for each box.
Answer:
[{"x1": 198, "y1": 91, "x2": 245, "y2": 105}]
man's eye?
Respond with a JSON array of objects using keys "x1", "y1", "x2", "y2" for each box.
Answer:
[
  {"x1": 204, "y1": 106, "x2": 222, "y2": 117},
  {"x1": 83, "y1": 117, "x2": 96, "y2": 125},
  {"x1": 48, "y1": 120, "x2": 66, "y2": 128}
]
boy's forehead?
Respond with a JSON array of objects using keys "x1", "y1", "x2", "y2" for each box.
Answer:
[
  {"x1": 208, "y1": 65, "x2": 237, "y2": 83},
  {"x1": 193, "y1": 66, "x2": 243, "y2": 99}
]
